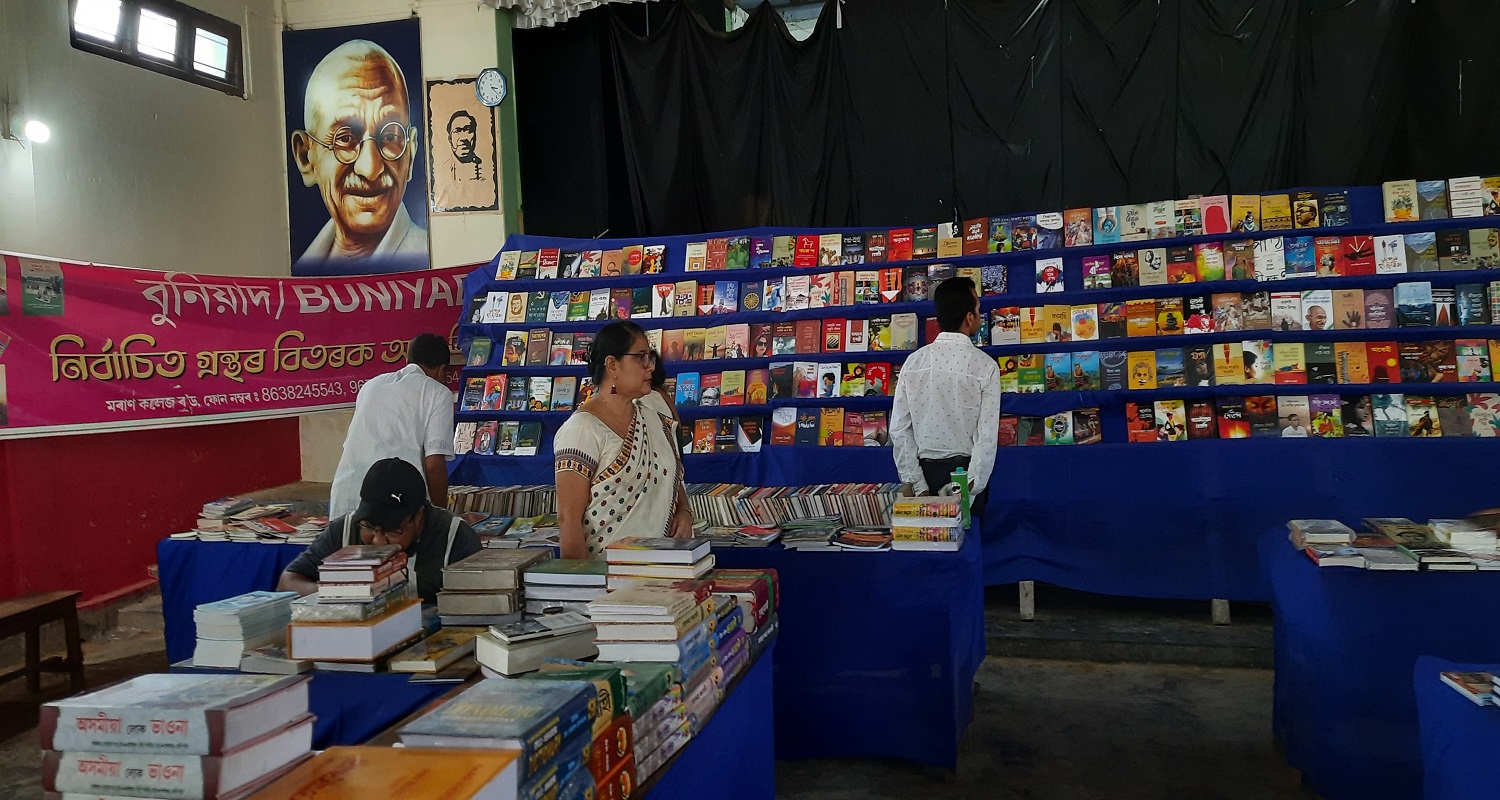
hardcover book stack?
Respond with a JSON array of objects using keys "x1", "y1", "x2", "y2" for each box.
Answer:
[
  {"x1": 287, "y1": 545, "x2": 422, "y2": 671},
  {"x1": 40, "y1": 674, "x2": 314, "y2": 800},
  {"x1": 192, "y1": 590, "x2": 296, "y2": 668},
  {"x1": 890, "y1": 495, "x2": 965, "y2": 552},
  {"x1": 249, "y1": 747, "x2": 522, "y2": 800},
  {"x1": 534, "y1": 659, "x2": 688, "y2": 785},
  {"x1": 398, "y1": 677, "x2": 635, "y2": 800},
  {"x1": 523, "y1": 558, "x2": 610, "y2": 615},
  {"x1": 587, "y1": 583, "x2": 719, "y2": 732},
  {"x1": 482, "y1": 514, "x2": 563, "y2": 552},
  {"x1": 603, "y1": 538, "x2": 715, "y2": 590},
  {"x1": 779, "y1": 516, "x2": 844, "y2": 551},
  {"x1": 474, "y1": 611, "x2": 598, "y2": 676},
  {"x1": 437, "y1": 548, "x2": 551, "y2": 626}
]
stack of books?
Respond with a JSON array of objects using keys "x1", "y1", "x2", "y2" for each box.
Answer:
[
  {"x1": 712, "y1": 568, "x2": 778, "y2": 634},
  {"x1": 40, "y1": 674, "x2": 313, "y2": 800},
  {"x1": 287, "y1": 545, "x2": 422, "y2": 671},
  {"x1": 1368, "y1": 517, "x2": 1478, "y2": 571},
  {"x1": 398, "y1": 678, "x2": 634, "y2": 799},
  {"x1": 317, "y1": 544, "x2": 409, "y2": 602},
  {"x1": 249, "y1": 747, "x2": 522, "y2": 800},
  {"x1": 588, "y1": 583, "x2": 720, "y2": 736},
  {"x1": 482, "y1": 514, "x2": 563, "y2": 552},
  {"x1": 697, "y1": 525, "x2": 781, "y2": 548},
  {"x1": 387, "y1": 628, "x2": 485, "y2": 679},
  {"x1": 192, "y1": 590, "x2": 296, "y2": 668},
  {"x1": 523, "y1": 558, "x2": 610, "y2": 615},
  {"x1": 437, "y1": 549, "x2": 550, "y2": 626},
  {"x1": 780, "y1": 517, "x2": 842, "y2": 551},
  {"x1": 475, "y1": 612, "x2": 598, "y2": 676},
  {"x1": 831, "y1": 527, "x2": 893, "y2": 551},
  {"x1": 623, "y1": 665, "x2": 690, "y2": 784},
  {"x1": 1431, "y1": 518, "x2": 1498, "y2": 553},
  {"x1": 603, "y1": 538, "x2": 714, "y2": 590},
  {"x1": 185, "y1": 498, "x2": 326, "y2": 544},
  {"x1": 1288, "y1": 517, "x2": 1500, "y2": 571},
  {"x1": 1441, "y1": 670, "x2": 1496, "y2": 705},
  {"x1": 890, "y1": 495, "x2": 964, "y2": 552}
]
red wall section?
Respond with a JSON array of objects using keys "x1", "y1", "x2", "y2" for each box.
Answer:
[{"x1": 0, "y1": 418, "x2": 302, "y2": 603}]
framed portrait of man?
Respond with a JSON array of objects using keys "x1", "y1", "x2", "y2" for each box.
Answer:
[
  {"x1": 426, "y1": 79, "x2": 499, "y2": 213},
  {"x1": 283, "y1": 20, "x2": 429, "y2": 276}
]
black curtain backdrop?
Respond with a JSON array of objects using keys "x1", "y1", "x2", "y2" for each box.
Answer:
[{"x1": 513, "y1": 0, "x2": 1500, "y2": 238}]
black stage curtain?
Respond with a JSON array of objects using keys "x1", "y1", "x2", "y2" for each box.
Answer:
[{"x1": 513, "y1": 0, "x2": 1500, "y2": 238}]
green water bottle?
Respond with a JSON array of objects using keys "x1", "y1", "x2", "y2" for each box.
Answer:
[{"x1": 949, "y1": 467, "x2": 972, "y2": 529}]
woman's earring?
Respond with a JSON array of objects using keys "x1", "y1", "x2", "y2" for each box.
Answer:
[{"x1": 610, "y1": 383, "x2": 618, "y2": 394}]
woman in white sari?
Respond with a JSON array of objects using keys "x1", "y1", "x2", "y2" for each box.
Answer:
[{"x1": 555, "y1": 322, "x2": 693, "y2": 559}]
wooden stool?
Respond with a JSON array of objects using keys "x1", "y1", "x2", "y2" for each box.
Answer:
[{"x1": 0, "y1": 591, "x2": 85, "y2": 694}]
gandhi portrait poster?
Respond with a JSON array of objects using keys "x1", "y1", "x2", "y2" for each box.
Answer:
[
  {"x1": 283, "y1": 20, "x2": 429, "y2": 276},
  {"x1": 427, "y1": 79, "x2": 499, "y2": 213}
]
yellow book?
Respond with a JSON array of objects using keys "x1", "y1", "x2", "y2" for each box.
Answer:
[
  {"x1": 1125, "y1": 299, "x2": 1157, "y2": 337},
  {"x1": 1019, "y1": 306, "x2": 1048, "y2": 344},
  {"x1": 252, "y1": 747, "x2": 520, "y2": 800},
  {"x1": 1127, "y1": 351, "x2": 1157, "y2": 389},
  {"x1": 1230, "y1": 195, "x2": 1261, "y2": 234},
  {"x1": 705, "y1": 326, "x2": 728, "y2": 360},
  {"x1": 388, "y1": 628, "x2": 483, "y2": 674},
  {"x1": 1211, "y1": 342, "x2": 1244, "y2": 386},
  {"x1": 819, "y1": 407, "x2": 845, "y2": 446},
  {"x1": 1043, "y1": 304, "x2": 1071, "y2": 342},
  {"x1": 1261, "y1": 193, "x2": 1293, "y2": 231},
  {"x1": 937, "y1": 237, "x2": 963, "y2": 257}
]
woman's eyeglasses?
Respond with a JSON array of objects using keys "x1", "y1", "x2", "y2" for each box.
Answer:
[{"x1": 620, "y1": 351, "x2": 658, "y2": 367}]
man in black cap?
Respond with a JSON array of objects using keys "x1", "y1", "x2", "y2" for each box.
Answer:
[
  {"x1": 327, "y1": 333, "x2": 457, "y2": 520},
  {"x1": 278, "y1": 458, "x2": 481, "y2": 603}
]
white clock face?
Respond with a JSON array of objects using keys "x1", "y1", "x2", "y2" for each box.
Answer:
[{"x1": 477, "y1": 69, "x2": 507, "y2": 107}]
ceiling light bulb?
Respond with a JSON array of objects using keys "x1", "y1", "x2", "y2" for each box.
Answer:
[{"x1": 23, "y1": 120, "x2": 50, "y2": 144}]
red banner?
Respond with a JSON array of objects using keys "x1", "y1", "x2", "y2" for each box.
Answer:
[{"x1": 0, "y1": 252, "x2": 472, "y2": 437}]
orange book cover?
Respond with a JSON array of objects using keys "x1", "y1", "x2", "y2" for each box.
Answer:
[{"x1": 251, "y1": 747, "x2": 520, "y2": 800}]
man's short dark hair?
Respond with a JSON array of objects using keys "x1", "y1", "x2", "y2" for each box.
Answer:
[
  {"x1": 409, "y1": 333, "x2": 450, "y2": 369},
  {"x1": 447, "y1": 109, "x2": 477, "y2": 134},
  {"x1": 934, "y1": 277, "x2": 978, "y2": 332}
]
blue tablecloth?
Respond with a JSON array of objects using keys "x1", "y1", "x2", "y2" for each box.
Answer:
[
  {"x1": 1263, "y1": 531, "x2": 1500, "y2": 800},
  {"x1": 1415, "y1": 656, "x2": 1500, "y2": 800},
  {"x1": 713, "y1": 530, "x2": 985, "y2": 769},
  {"x1": 157, "y1": 538, "x2": 306, "y2": 664},
  {"x1": 170, "y1": 666, "x2": 451, "y2": 750},
  {"x1": 646, "y1": 642, "x2": 775, "y2": 800}
]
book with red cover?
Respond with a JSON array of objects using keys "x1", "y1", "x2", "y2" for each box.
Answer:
[
  {"x1": 888, "y1": 228, "x2": 914, "y2": 262},
  {"x1": 706, "y1": 238, "x2": 728, "y2": 271},
  {"x1": 794, "y1": 320, "x2": 820, "y2": 354},
  {"x1": 843, "y1": 412, "x2": 864, "y2": 446},
  {"x1": 769, "y1": 408, "x2": 796, "y2": 445},
  {"x1": 879, "y1": 268, "x2": 904, "y2": 302},
  {"x1": 924, "y1": 316, "x2": 940, "y2": 344},
  {"x1": 864, "y1": 362, "x2": 892, "y2": 396},
  {"x1": 822, "y1": 319, "x2": 845, "y2": 352},
  {"x1": 1125, "y1": 402, "x2": 1157, "y2": 443},
  {"x1": 793, "y1": 235, "x2": 819, "y2": 267},
  {"x1": 1366, "y1": 341, "x2": 1400, "y2": 383},
  {"x1": 1341, "y1": 235, "x2": 1376, "y2": 276},
  {"x1": 962, "y1": 218, "x2": 987, "y2": 255}
]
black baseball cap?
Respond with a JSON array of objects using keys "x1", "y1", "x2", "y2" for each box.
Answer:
[{"x1": 355, "y1": 458, "x2": 427, "y2": 530}]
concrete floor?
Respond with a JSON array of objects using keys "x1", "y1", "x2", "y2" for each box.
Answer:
[{"x1": 0, "y1": 589, "x2": 1316, "y2": 799}]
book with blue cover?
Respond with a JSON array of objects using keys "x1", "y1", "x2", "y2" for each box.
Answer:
[
  {"x1": 398, "y1": 679, "x2": 596, "y2": 777},
  {"x1": 1284, "y1": 237, "x2": 1316, "y2": 278}
]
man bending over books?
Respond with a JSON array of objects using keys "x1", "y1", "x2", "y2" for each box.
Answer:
[
  {"x1": 890, "y1": 276, "x2": 1000, "y2": 514},
  {"x1": 278, "y1": 458, "x2": 481, "y2": 602}
]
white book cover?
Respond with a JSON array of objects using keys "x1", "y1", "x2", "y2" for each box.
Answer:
[
  {"x1": 1374, "y1": 234, "x2": 1408, "y2": 274},
  {"x1": 1254, "y1": 237, "x2": 1286, "y2": 281}
]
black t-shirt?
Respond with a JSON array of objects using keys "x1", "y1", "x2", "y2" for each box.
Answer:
[{"x1": 284, "y1": 505, "x2": 482, "y2": 603}]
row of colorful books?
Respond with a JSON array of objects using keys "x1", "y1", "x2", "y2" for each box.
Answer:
[
  {"x1": 1066, "y1": 229, "x2": 1500, "y2": 292},
  {"x1": 464, "y1": 314, "x2": 923, "y2": 373},
  {"x1": 178, "y1": 497, "x2": 326, "y2": 544},
  {"x1": 672, "y1": 362, "x2": 895, "y2": 406},
  {"x1": 998, "y1": 339, "x2": 1500, "y2": 393},
  {"x1": 683, "y1": 482, "x2": 902, "y2": 529},
  {"x1": 1112, "y1": 393, "x2": 1500, "y2": 443},
  {"x1": 460, "y1": 373, "x2": 589, "y2": 413},
  {"x1": 448, "y1": 484, "x2": 557, "y2": 518},
  {"x1": 1383, "y1": 177, "x2": 1500, "y2": 223},
  {"x1": 1292, "y1": 516, "x2": 1499, "y2": 572},
  {"x1": 992, "y1": 282, "x2": 1500, "y2": 346},
  {"x1": 493, "y1": 187, "x2": 1426, "y2": 288},
  {"x1": 470, "y1": 264, "x2": 1003, "y2": 326},
  {"x1": 454, "y1": 419, "x2": 545, "y2": 456}
]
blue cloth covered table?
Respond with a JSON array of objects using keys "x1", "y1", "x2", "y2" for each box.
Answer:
[
  {"x1": 157, "y1": 538, "x2": 305, "y2": 664},
  {"x1": 645, "y1": 642, "x2": 775, "y2": 800},
  {"x1": 1415, "y1": 656, "x2": 1500, "y2": 800},
  {"x1": 1263, "y1": 531, "x2": 1500, "y2": 800},
  {"x1": 170, "y1": 666, "x2": 451, "y2": 750},
  {"x1": 712, "y1": 530, "x2": 984, "y2": 769}
]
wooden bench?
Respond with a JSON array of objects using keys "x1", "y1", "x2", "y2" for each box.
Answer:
[{"x1": 0, "y1": 591, "x2": 85, "y2": 694}]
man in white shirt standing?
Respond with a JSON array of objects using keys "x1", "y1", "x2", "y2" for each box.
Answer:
[
  {"x1": 891, "y1": 277, "x2": 1001, "y2": 513},
  {"x1": 328, "y1": 333, "x2": 456, "y2": 519}
]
